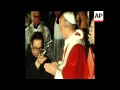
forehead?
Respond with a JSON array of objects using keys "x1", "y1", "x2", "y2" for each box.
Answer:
[
  {"x1": 78, "y1": 12, "x2": 84, "y2": 16},
  {"x1": 79, "y1": 12, "x2": 86, "y2": 18},
  {"x1": 55, "y1": 11, "x2": 60, "y2": 13},
  {"x1": 33, "y1": 11, "x2": 40, "y2": 16},
  {"x1": 59, "y1": 15, "x2": 64, "y2": 24},
  {"x1": 32, "y1": 39, "x2": 42, "y2": 45}
]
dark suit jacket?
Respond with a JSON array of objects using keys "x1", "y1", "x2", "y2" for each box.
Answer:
[{"x1": 25, "y1": 50, "x2": 54, "y2": 79}]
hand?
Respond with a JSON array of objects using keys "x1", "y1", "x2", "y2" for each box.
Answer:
[
  {"x1": 37, "y1": 55, "x2": 47, "y2": 64},
  {"x1": 51, "y1": 62, "x2": 58, "y2": 67},
  {"x1": 35, "y1": 55, "x2": 47, "y2": 69},
  {"x1": 44, "y1": 62, "x2": 58, "y2": 76}
]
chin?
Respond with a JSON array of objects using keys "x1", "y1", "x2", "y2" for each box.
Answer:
[
  {"x1": 63, "y1": 36, "x2": 67, "y2": 39},
  {"x1": 34, "y1": 54, "x2": 39, "y2": 57},
  {"x1": 34, "y1": 22, "x2": 39, "y2": 25}
]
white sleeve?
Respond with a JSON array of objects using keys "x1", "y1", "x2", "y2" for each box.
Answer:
[
  {"x1": 45, "y1": 26, "x2": 51, "y2": 40},
  {"x1": 54, "y1": 69, "x2": 63, "y2": 79},
  {"x1": 25, "y1": 27, "x2": 28, "y2": 41},
  {"x1": 25, "y1": 27, "x2": 29, "y2": 50},
  {"x1": 25, "y1": 27, "x2": 29, "y2": 44}
]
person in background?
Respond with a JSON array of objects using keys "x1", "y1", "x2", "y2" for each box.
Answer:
[
  {"x1": 76, "y1": 11, "x2": 90, "y2": 55},
  {"x1": 25, "y1": 14, "x2": 29, "y2": 28},
  {"x1": 53, "y1": 11, "x2": 64, "y2": 62},
  {"x1": 84, "y1": 17, "x2": 95, "y2": 79},
  {"x1": 25, "y1": 11, "x2": 31, "y2": 29},
  {"x1": 87, "y1": 17, "x2": 95, "y2": 79},
  {"x1": 25, "y1": 11, "x2": 51, "y2": 57}
]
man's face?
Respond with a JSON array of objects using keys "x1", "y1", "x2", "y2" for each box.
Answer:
[
  {"x1": 77, "y1": 12, "x2": 88, "y2": 29},
  {"x1": 30, "y1": 39, "x2": 42, "y2": 57},
  {"x1": 32, "y1": 11, "x2": 40, "y2": 25},
  {"x1": 55, "y1": 11, "x2": 61, "y2": 17},
  {"x1": 88, "y1": 19, "x2": 95, "y2": 44},
  {"x1": 59, "y1": 15, "x2": 68, "y2": 39}
]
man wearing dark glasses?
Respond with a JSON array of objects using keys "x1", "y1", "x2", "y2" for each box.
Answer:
[{"x1": 25, "y1": 32, "x2": 53, "y2": 79}]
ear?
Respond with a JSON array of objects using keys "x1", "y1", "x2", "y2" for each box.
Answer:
[
  {"x1": 66, "y1": 26, "x2": 70, "y2": 33},
  {"x1": 30, "y1": 43, "x2": 32, "y2": 49}
]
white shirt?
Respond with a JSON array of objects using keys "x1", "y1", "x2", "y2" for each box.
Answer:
[{"x1": 54, "y1": 18, "x2": 63, "y2": 39}]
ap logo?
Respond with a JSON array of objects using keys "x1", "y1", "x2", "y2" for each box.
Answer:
[{"x1": 94, "y1": 11, "x2": 104, "y2": 22}]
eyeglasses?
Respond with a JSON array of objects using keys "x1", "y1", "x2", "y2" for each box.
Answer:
[
  {"x1": 32, "y1": 45, "x2": 42, "y2": 51},
  {"x1": 33, "y1": 15, "x2": 40, "y2": 19},
  {"x1": 59, "y1": 25, "x2": 67, "y2": 30}
]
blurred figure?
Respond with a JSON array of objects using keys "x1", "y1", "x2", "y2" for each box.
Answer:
[
  {"x1": 76, "y1": 11, "x2": 88, "y2": 30},
  {"x1": 76, "y1": 11, "x2": 90, "y2": 55},
  {"x1": 25, "y1": 14, "x2": 29, "y2": 28},
  {"x1": 47, "y1": 11, "x2": 55, "y2": 40},
  {"x1": 84, "y1": 17, "x2": 95, "y2": 79},
  {"x1": 53, "y1": 11, "x2": 64, "y2": 62},
  {"x1": 25, "y1": 11, "x2": 31, "y2": 28},
  {"x1": 88, "y1": 19, "x2": 95, "y2": 45}
]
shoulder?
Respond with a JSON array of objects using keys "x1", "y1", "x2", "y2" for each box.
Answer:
[
  {"x1": 44, "y1": 26, "x2": 49, "y2": 31},
  {"x1": 69, "y1": 44, "x2": 87, "y2": 59},
  {"x1": 25, "y1": 24, "x2": 32, "y2": 31},
  {"x1": 44, "y1": 26, "x2": 50, "y2": 34},
  {"x1": 69, "y1": 44, "x2": 86, "y2": 55},
  {"x1": 67, "y1": 44, "x2": 86, "y2": 64},
  {"x1": 40, "y1": 22, "x2": 49, "y2": 30},
  {"x1": 25, "y1": 26, "x2": 29, "y2": 32},
  {"x1": 26, "y1": 50, "x2": 32, "y2": 58},
  {"x1": 72, "y1": 44, "x2": 85, "y2": 50}
]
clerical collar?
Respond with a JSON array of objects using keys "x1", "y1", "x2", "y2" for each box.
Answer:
[{"x1": 34, "y1": 24, "x2": 39, "y2": 29}]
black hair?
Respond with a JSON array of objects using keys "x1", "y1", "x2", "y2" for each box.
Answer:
[
  {"x1": 25, "y1": 13, "x2": 28, "y2": 18},
  {"x1": 56, "y1": 11, "x2": 64, "y2": 24},
  {"x1": 74, "y1": 11, "x2": 87, "y2": 18},
  {"x1": 30, "y1": 32, "x2": 44, "y2": 48},
  {"x1": 89, "y1": 11, "x2": 94, "y2": 26}
]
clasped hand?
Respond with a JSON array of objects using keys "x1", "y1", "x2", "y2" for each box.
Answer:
[{"x1": 44, "y1": 62, "x2": 58, "y2": 76}]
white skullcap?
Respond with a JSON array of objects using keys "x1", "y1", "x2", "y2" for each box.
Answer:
[{"x1": 63, "y1": 11, "x2": 76, "y2": 24}]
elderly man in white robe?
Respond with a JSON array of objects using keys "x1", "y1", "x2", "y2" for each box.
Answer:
[{"x1": 44, "y1": 11, "x2": 87, "y2": 79}]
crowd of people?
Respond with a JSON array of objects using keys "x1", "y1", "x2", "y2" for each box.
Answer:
[{"x1": 25, "y1": 11, "x2": 95, "y2": 79}]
